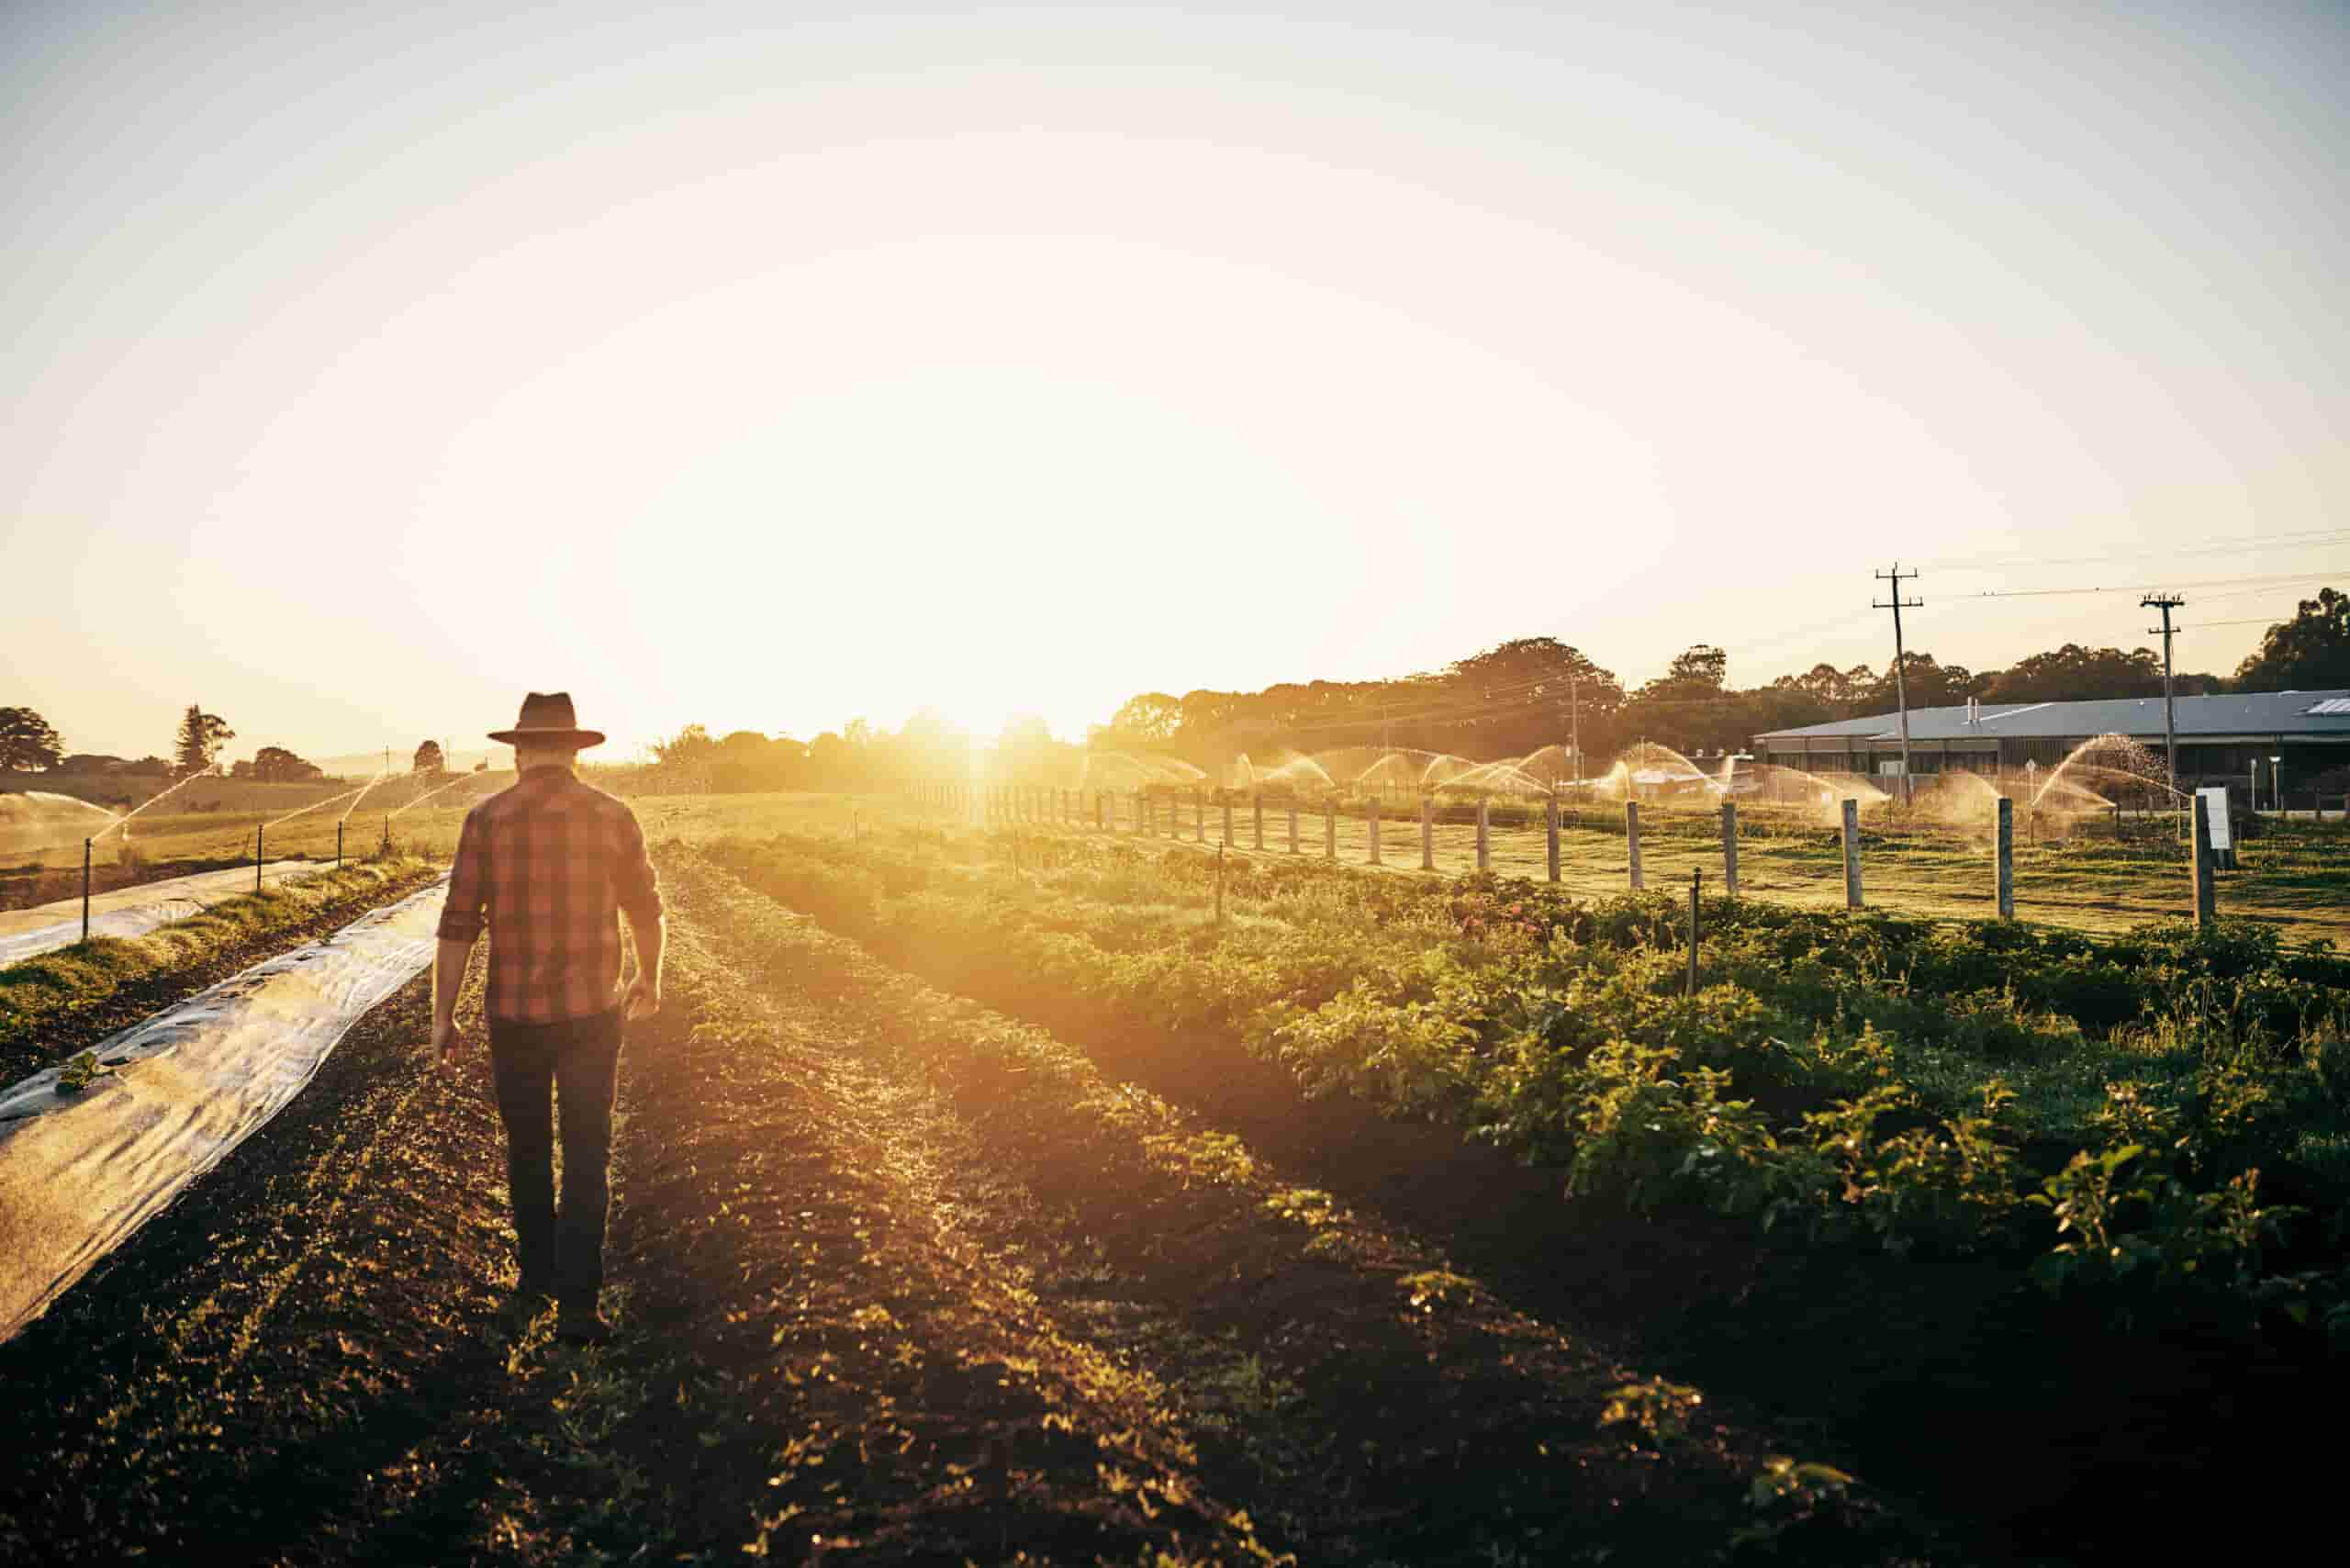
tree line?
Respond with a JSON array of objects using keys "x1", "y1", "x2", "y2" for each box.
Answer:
[
  {"x1": 6, "y1": 588, "x2": 2342, "y2": 789},
  {"x1": 1092, "y1": 586, "x2": 2350, "y2": 767},
  {"x1": 0, "y1": 701, "x2": 464, "y2": 787}
]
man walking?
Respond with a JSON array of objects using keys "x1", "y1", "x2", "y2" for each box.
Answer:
[{"x1": 432, "y1": 692, "x2": 664, "y2": 1345}]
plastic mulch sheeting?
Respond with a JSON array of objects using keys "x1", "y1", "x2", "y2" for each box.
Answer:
[
  {"x1": 0, "y1": 860, "x2": 330, "y2": 969},
  {"x1": 0, "y1": 878, "x2": 448, "y2": 1343}
]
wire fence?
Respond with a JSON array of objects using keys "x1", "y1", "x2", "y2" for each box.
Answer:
[{"x1": 912, "y1": 779, "x2": 2350, "y2": 953}]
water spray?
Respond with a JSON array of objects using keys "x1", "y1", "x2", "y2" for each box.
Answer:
[
  {"x1": 97, "y1": 769, "x2": 207, "y2": 843},
  {"x1": 388, "y1": 770, "x2": 486, "y2": 818},
  {"x1": 263, "y1": 779, "x2": 375, "y2": 831},
  {"x1": 340, "y1": 765, "x2": 393, "y2": 825}
]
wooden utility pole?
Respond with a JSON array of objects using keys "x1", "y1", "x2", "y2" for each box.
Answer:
[
  {"x1": 2143, "y1": 594, "x2": 2184, "y2": 792},
  {"x1": 1874, "y1": 566, "x2": 1922, "y2": 801}
]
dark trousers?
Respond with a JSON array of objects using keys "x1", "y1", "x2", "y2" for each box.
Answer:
[{"x1": 487, "y1": 1007, "x2": 622, "y2": 1305}]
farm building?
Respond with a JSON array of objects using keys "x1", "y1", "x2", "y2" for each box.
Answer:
[{"x1": 1752, "y1": 689, "x2": 2350, "y2": 794}]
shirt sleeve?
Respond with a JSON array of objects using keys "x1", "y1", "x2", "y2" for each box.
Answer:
[
  {"x1": 436, "y1": 808, "x2": 488, "y2": 943},
  {"x1": 613, "y1": 807, "x2": 663, "y2": 929}
]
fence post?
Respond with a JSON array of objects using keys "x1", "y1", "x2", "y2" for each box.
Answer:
[
  {"x1": 1841, "y1": 799, "x2": 1863, "y2": 909},
  {"x1": 1996, "y1": 797, "x2": 2015, "y2": 918},
  {"x1": 1546, "y1": 794, "x2": 1560, "y2": 882},
  {"x1": 2192, "y1": 793, "x2": 2216, "y2": 927},
  {"x1": 1253, "y1": 793, "x2": 1264, "y2": 851},
  {"x1": 1626, "y1": 801, "x2": 1644, "y2": 890},
  {"x1": 1368, "y1": 796, "x2": 1382, "y2": 864},
  {"x1": 1720, "y1": 801, "x2": 1739, "y2": 897},
  {"x1": 1324, "y1": 797, "x2": 1336, "y2": 858},
  {"x1": 1686, "y1": 869, "x2": 1702, "y2": 997},
  {"x1": 1476, "y1": 798, "x2": 1489, "y2": 871},
  {"x1": 1420, "y1": 797, "x2": 1435, "y2": 870}
]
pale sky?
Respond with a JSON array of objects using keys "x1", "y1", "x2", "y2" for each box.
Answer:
[{"x1": 6, "y1": 1, "x2": 2344, "y2": 762}]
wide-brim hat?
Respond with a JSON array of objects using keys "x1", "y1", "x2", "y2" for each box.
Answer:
[{"x1": 488, "y1": 691, "x2": 606, "y2": 749}]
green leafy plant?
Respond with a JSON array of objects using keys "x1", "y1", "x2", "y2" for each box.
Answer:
[{"x1": 55, "y1": 1050, "x2": 111, "y2": 1093}]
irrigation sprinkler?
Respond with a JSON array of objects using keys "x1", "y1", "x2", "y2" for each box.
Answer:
[
  {"x1": 1625, "y1": 802, "x2": 1644, "y2": 891},
  {"x1": 337, "y1": 820, "x2": 344, "y2": 869},
  {"x1": 1288, "y1": 801, "x2": 1299, "y2": 854},
  {"x1": 1222, "y1": 792, "x2": 1234, "y2": 846},
  {"x1": 1368, "y1": 797, "x2": 1382, "y2": 865},
  {"x1": 1253, "y1": 793, "x2": 1264, "y2": 851},
  {"x1": 255, "y1": 825, "x2": 263, "y2": 894},
  {"x1": 1324, "y1": 797, "x2": 1336, "y2": 859},
  {"x1": 1545, "y1": 794, "x2": 1559, "y2": 883},
  {"x1": 81, "y1": 838, "x2": 92, "y2": 945},
  {"x1": 1215, "y1": 845, "x2": 1225, "y2": 928},
  {"x1": 1476, "y1": 798, "x2": 1490, "y2": 871}
]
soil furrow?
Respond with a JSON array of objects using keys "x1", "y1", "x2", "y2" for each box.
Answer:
[{"x1": 663, "y1": 845, "x2": 1947, "y2": 1564}]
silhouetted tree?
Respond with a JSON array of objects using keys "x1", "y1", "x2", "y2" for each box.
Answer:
[
  {"x1": 2232, "y1": 588, "x2": 2350, "y2": 692},
  {"x1": 172, "y1": 705, "x2": 234, "y2": 778},
  {"x1": 413, "y1": 739, "x2": 446, "y2": 774},
  {"x1": 253, "y1": 745, "x2": 327, "y2": 783},
  {"x1": 0, "y1": 707, "x2": 63, "y2": 771},
  {"x1": 1980, "y1": 645, "x2": 2164, "y2": 704}
]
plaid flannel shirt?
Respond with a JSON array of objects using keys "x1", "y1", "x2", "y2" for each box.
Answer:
[{"x1": 437, "y1": 767, "x2": 663, "y2": 1025}]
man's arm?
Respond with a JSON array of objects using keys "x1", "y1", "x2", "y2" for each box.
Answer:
[
  {"x1": 615, "y1": 807, "x2": 664, "y2": 1018},
  {"x1": 434, "y1": 810, "x2": 488, "y2": 1066},
  {"x1": 623, "y1": 909, "x2": 664, "y2": 1019},
  {"x1": 433, "y1": 936, "x2": 474, "y2": 1060}
]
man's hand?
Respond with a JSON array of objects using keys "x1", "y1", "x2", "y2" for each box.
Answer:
[
  {"x1": 433, "y1": 1017, "x2": 463, "y2": 1071},
  {"x1": 623, "y1": 974, "x2": 661, "y2": 1021}
]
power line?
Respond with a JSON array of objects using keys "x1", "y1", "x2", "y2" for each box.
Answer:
[
  {"x1": 1955, "y1": 568, "x2": 2342, "y2": 602},
  {"x1": 1917, "y1": 527, "x2": 2350, "y2": 574}
]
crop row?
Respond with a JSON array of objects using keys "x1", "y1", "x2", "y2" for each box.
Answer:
[{"x1": 704, "y1": 827, "x2": 2350, "y2": 1341}]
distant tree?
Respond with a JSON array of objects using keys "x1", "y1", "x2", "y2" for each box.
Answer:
[
  {"x1": 59, "y1": 754, "x2": 127, "y2": 774},
  {"x1": 252, "y1": 745, "x2": 326, "y2": 783},
  {"x1": 653, "y1": 723, "x2": 716, "y2": 764},
  {"x1": 172, "y1": 705, "x2": 234, "y2": 778},
  {"x1": 413, "y1": 739, "x2": 446, "y2": 774},
  {"x1": 0, "y1": 707, "x2": 64, "y2": 771},
  {"x1": 1770, "y1": 663, "x2": 1875, "y2": 714},
  {"x1": 1980, "y1": 644, "x2": 2164, "y2": 704},
  {"x1": 2232, "y1": 588, "x2": 2350, "y2": 692},
  {"x1": 1860, "y1": 652, "x2": 1975, "y2": 712},
  {"x1": 128, "y1": 756, "x2": 169, "y2": 776},
  {"x1": 474, "y1": 758, "x2": 488, "y2": 772},
  {"x1": 1105, "y1": 692, "x2": 1184, "y2": 743}
]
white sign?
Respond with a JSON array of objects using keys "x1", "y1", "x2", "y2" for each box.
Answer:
[{"x1": 2198, "y1": 786, "x2": 2232, "y2": 853}]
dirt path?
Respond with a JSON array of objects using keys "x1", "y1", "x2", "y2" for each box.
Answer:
[{"x1": 0, "y1": 848, "x2": 1942, "y2": 1564}]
